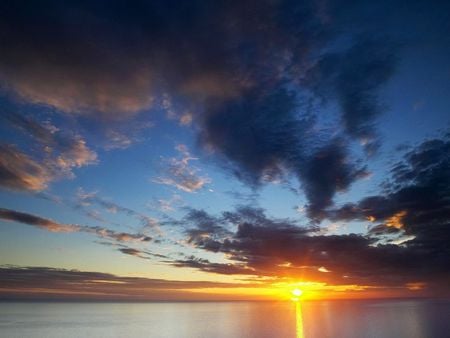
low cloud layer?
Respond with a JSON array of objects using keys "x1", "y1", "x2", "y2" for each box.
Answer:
[{"x1": 0, "y1": 266, "x2": 257, "y2": 301}]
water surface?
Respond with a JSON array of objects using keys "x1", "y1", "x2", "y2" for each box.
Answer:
[{"x1": 1, "y1": 300, "x2": 449, "y2": 338}]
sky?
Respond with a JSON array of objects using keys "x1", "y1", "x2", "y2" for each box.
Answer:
[{"x1": 0, "y1": 0, "x2": 449, "y2": 301}]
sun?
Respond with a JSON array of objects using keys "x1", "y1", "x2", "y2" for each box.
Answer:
[
  {"x1": 292, "y1": 288, "x2": 303, "y2": 297},
  {"x1": 291, "y1": 288, "x2": 304, "y2": 301}
]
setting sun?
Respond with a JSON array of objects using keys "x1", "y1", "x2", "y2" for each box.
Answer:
[
  {"x1": 291, "y1": 288, "x2": 304, "y2": 301},
  {"x1": 292, "y1": 288, "x2": 303, "y2": 297}
]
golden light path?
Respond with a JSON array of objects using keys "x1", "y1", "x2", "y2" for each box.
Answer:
[
  {"x1": 292, "y1": 289, "x2": 305, "y2": 338},
  {"x1": 296, "y1": 301, "x2": 305, "y2": 338}
]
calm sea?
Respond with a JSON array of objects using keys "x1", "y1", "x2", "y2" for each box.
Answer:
[{"x1": 0, "y1": 300, "x2": 449, "y2": 338}]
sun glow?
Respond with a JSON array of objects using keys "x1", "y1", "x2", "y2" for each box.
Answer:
[
  {"x1": 291, "y1": 288, "x2": 303, "y2": 301},
  {"x1": 292, "y1": 288, "x2": 303, "y2": 297}
]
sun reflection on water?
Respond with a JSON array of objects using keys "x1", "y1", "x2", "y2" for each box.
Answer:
[{"x1": 296, "y1": 301, "x2": 305, "y2": 338}]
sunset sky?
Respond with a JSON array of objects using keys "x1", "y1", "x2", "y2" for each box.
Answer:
[{"x1": 0, "y1": 0, "x2": 449, "y2": 301}]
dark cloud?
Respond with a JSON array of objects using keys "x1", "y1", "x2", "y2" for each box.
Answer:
[
  {"x1": 307, "y1": 37, "x2": 397, "y2": 154},
  {"x1": 184, "y1": 208, "x2": 231, "y2": 251},
  {"x1": 0, "y1": 0, "x2": 323, "y2": 118},
  {"x1": 199, "y1": 86, "x2": 367, "y2": 216},
  {"x1": 301, "y1": 140, "x2": 369, "y2": 219},
  {"x1": 178, "y1": 204, "x2": 449, "y2": 293},
  {"x1": 0, "y1": 207, "x2": 152, "y2": 243},
  {"x1": 328, "y1": 135, "x2": 450, "y2": 233},
  {"x1": 0, "y1": 266, "x2": 259, "y2": 301},
  {"x1": 172, "y1": 256, "x2": 252, "y2": 275},
  {"x1": 323, "y1": 135, "x2": 450, "y2": 282},
  {"x1": 198, "y1": 87, "x2": 309, "y2": 185},
  {"x1": 118, "y1": 247, "x2": 150, "y2": 259}
]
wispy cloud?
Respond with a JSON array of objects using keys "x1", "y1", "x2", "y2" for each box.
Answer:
[
  {"x1": 76, "y1": 188, "x2": 160, "y2": 231},
  {"x1": 0, "y1": 111, "x2": 97, "y2": 192},
  {"x1": 0, "y1": 208, "x2": 151, "y2": 243},
  {"x1": 148, "y1": 194, "x2": 183, "y2": 212},
  {"x1": 154, "y1": 144, "x2": 210, "y2": 193},
  {"x1": 0, "y1": 144, "x2": 52, "y2": 191}
]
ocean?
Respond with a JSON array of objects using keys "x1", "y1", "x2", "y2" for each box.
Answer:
[{"x1": 0, "y1": 300, "x2": 449, "y2": 337}]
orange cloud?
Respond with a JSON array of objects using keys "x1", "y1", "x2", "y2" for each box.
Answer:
[
  {"x1": 385, "y1": 210, "x2": 407, "y2": 229},
  {"x1": 4, "y1": 63, "x2": 154, "y2": 119}
]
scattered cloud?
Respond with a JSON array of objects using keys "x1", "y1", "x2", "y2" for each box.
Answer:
[
  {"x1": 149, "y1": 194, "x2": 183, "y2": 212},
  {"x1": 0, "y1": 208, "x2": 151, "y2": 243},
  {"x1": 76, "y1": 188, "x2": 160, "y2": 231},
  {"x1": 0, "y1": 111, "x2": 97, "y2": 192},
  {"x1": 154, "y1": 144, "x2": 210, "y2": 193},
  {"x1": 0, "y1": 144, "x2": 52, "y2": 191}
]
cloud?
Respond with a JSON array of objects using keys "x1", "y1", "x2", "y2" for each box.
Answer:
[
  {"x1": 183, "y1": 209, "x2": 232, "y2": 252},
  {"x1": 0, "y1": 1, "x2": 155, "y2": 118},
  {"x1": 76, "y1": 188, "x2": 160, "y2": 231},
  {"x1": 118, "y1": 247, "x2": 151, "y2": 259},
  {"x1": 198, "y1": 86, "x2": 367, "y2": 217},
  {"x1": 0, "y1": 0, "x2": 297, "y2": 117},
  {"x1": 154, "y1": 144, "x2": 210, "y2": 192},
  {"x1": 175, "y1": 204, "x2": 450, "y2": 293},
  {"x1": 0, "y1": 144, "x2": 52, "y2": 191},
  {"x1": 301, "y1": 140, "x2": 369, "y2": 219},
  {"x1": 0, "y1": 0, "x2": 404, "y2": 213},
  {"x1": 327, "y1": 134, "x2": 450, "y2": 248},
  {"x1": 0, "y1": 266, "x2": 258, "y2": 301},
  {"x1": 149, "y1": 194, "x2": 183, "y2": 212},
  {"x1": 1, "y1": 0, "x2": 444, "y2": 223},
  {"x1": 307, "y1": 37, "x2": 397, "y2": 154},
  {"x1": 0, "y1": 111, "x2": 97, "y2": 192},
  {"x1": 172, "y1": 256, "x2": 252, "y2": 275},
  {"x1": 0, "y1": 208, "x2": 151, "y2": 243}
]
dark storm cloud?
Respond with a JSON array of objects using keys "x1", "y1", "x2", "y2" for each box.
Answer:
[
  {"x1": 0, "y1": 266, "x2": 258, "y2": 301},
  {"x1": 0, "y1": 0, "x2": 404, "y2": 213},
  {"x1": 0, "y1": 207, "x2": 152, "y2": 243},
  {"x1": 178, "y1": 204, "x2": 450, "y2": 291}
]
